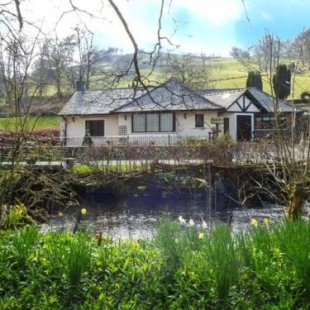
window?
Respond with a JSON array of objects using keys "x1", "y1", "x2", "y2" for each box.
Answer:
[
  {"x1": 160, "y1": 113, "x2": 174, "y2": 131},
  {"x1": 132, "y1": 112, "x2": 175, "y2": 132},
  {"x1": 85, "y1": 120, "x2": 104, "y2": 136},
  {"x1": 132, "y1": 114, "x2": 146, "y2": 132},
  {"x1": 255, "y1": 115, "x2": 288, "y2": 130},
  {"x1": 146, "y1": 113, "x2": 159, "y2": 131},
  {"x1": 224, "y1": 118, "x2": 230, "y2": 134},
  {"x1": 118, "y1": 125, "x2": 127, "y2": 135},
  {"x1": 195, "y1": 114, "x2": 204, "y2": 128}
]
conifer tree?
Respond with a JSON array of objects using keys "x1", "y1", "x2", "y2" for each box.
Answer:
[
  {"x1": 246, "y1": 71, "x2": 263, "y2": 90},
  {"x1": 272, "y1": 64, "x2": 291, "y2": 99}
]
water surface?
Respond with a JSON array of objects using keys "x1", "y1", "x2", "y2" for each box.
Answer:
[{"x1": 43, "y1": 193, "x2": 294, "y2": 239}]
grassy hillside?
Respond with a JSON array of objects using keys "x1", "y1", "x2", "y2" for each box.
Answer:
[{"x1": 90, "y1": 56, "x2": 310, "y2": 99}]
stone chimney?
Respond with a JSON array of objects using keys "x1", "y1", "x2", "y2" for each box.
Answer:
[{"x1": 76, "y1": 80, "x2": 85, "y2": 91}]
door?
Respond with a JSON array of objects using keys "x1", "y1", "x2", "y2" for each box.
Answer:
[
  {"x1": 223, "y1": 118, "x2": 230, "y2": 134},
  {"x1": 236, "y1": 115, "x2": 252, "y2": 141}
]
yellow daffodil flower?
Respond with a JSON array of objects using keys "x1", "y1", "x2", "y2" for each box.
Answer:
[
  {"x1": 198, "y1": 233, "x2": 205, "y2": 239},
  {"x1": 250, "y1": 218, "x2": 258, "y2": 227},
  {"x1": 263, "y1": 218, "x2": 270, "y2": 225}
]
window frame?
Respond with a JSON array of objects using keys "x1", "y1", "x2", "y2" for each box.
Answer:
[
  {"x1": 195, "y1": 114, "x2": 204, "y2": 128},
  {"x1": 85, "y1": 120, "x2": 105, "y2": 136},
  {"x1": 132, "y1": 112, "x2": 175, "y2": 133}
]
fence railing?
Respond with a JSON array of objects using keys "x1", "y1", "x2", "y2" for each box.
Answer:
[{"x1": 62, "y1": 134, "x2": 211, "y2": 147}]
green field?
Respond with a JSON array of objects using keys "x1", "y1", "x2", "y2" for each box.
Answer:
[
  {"x1": 0, "y1": 115, "x2": 60, "y2": 131},
  {"x1": 90, "y1": 57, "x2": 310, "y2": 99}
]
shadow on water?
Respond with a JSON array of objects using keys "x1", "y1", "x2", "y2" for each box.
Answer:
[{"x1": 42, "y1": 190, "x2": 292, "y2": 240}]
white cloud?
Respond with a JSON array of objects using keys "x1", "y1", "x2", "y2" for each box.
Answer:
[{"x1": 18, "y1": 0, "x2": 245, "y2": 55}]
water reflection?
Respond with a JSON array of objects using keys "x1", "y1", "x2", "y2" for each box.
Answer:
[{"x1": 41, "y1": 193, "x2": 298, "y2": 240}]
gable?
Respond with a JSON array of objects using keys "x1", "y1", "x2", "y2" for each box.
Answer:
[
  {"x1": 201, "y1": 87, "x2": 297, "y2": 114},
  {"x1": 226, "y1": 94, "x2": 260, "y2": 113}
]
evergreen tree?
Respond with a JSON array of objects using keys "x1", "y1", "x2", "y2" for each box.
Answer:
[
  {"x1": 246, "y1": 71, "x2": 263, "y2": 90},
  {"x1": 272, "y1": 64, "x2": 291, "y2": 99}
]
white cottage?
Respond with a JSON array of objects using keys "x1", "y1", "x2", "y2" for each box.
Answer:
[{"x1": 58, "y1": 79, "x2": 300, "y2": 146}]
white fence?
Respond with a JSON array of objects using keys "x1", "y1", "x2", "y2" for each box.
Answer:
[{"x1": 62, "y1": 134, "x2": 211, "y2": 147}]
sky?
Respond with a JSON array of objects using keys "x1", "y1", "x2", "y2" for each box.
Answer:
[{"x1": 21, "y1": 0, "x2": 310, "y2": 57}]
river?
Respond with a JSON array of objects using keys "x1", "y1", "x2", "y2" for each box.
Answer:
[{"x1": 41, "y1": 192, "x2": 300, "y2": 239}]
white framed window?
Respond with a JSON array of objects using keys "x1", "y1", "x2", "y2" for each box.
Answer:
[{"x1": 132, "y1": 112, "x2": 175, "y2": 132}]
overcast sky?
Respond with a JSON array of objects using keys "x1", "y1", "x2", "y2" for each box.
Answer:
[{"x1": 22, "y1": 0, "x2": 310, "y2": 56}]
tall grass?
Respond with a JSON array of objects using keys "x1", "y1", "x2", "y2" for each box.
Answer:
[{"x1": 1, "y1": 219, "x2": 310, "y2": 308}]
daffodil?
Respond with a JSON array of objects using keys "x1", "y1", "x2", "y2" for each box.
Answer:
[
  {"x1": 198, "y1": 232, "x2": 205, "y2": 239},
  {"x1": 81, "y1": 208, "x2": 87, "y2": 215},
  {"x1": 250, "y1": 218, "x2": 258, "y2": 227},
  {"x1": 58, "y1": 212, "x2": 64, "y2": 217},
  {"x1": 263, "y1": 218, "x2": 270, "y2": 225}
]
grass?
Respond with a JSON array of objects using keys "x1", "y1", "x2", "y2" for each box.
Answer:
[
  {"x1": 0, "y1": 115, "x2": 60, "y2": 131},
  {"x1": 1, "y1": 217, "x2": 310, "y2": 308},
  {"x1": 90, "y1": 56, "x2": 310, "y2": 99}
]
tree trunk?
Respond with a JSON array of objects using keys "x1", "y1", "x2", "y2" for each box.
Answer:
[{"x1": 286, "y1": 182, "x2": 305, "y2": 220}]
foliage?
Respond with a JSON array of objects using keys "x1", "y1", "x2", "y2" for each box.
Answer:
[
  {"x1": 246, "y1": 71, "x2": 263, "y2": 90},
  {"x1": 1, "y1": 219, "x2": 310, "y2": 308},
  {"x1": 272, "y1": 64, "x2": 291, "y2": 99},
  {"x1": 0, "y1": 200, "x2": 34, "y2": 229}
]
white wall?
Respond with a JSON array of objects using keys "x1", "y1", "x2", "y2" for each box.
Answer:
[
  {"x1": 61, "y1": 111, "x2": 230, "y2": 146},
  {"x1": 61, "y1": 115, "x2": 119, "y2": 146},
  {"x1": 175, "y1": 111, "x2": 220, "y2": 137},
  {"x1": 220, "y1": 112, "x2": 236, "y2": 140}
]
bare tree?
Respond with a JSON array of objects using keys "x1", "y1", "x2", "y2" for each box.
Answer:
[
  {"x1": 164, "y1": 53, "x2": 215, "y2": 89},
  {"x1": 31, "y1": 39, "x2": 51, "y2": 99},
  {"x1": 236, "y1": 42, "x2": 310, "y2": 220},
  {"x1": 74, "y1": 26, "x2": 104, "y2": 89},
  {"x1": 44, "y1": 35, "x2": 76, "y2": 98}
]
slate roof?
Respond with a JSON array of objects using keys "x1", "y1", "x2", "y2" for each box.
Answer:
[
  {"x1": 246, "y1": 88, "x2": 298, "y2": 113},
  {"x1": 198, "y1": 87, "x2": 299, "y2": 113},
  {"x1": 58, "y1": 88, "x2": 147, "y2": 115},
  {"x1": 59, "y1": 79, "x2": 222, "y2": 116},
  {"x1": 59, "y1": 80, "x2": 299, "y2": 116},
  {"x1": 114, "y1": 79, "x2": 222, "y2": 113},
  {"x1": 197, "y1": 89, "x2": 245, "y2": 109}
]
